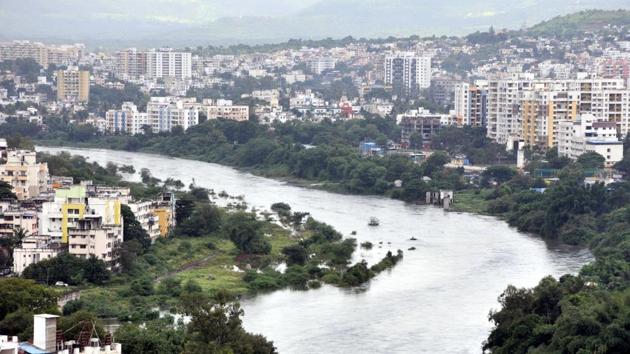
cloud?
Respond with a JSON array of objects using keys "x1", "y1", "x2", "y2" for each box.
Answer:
[{"x1": 465, "y1": 10, "x2": 500, "y2": 18}]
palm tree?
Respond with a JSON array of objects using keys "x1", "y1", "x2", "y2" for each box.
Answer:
[{"x1": 2, "y1": 226, "x2": 29, "y2": 266}]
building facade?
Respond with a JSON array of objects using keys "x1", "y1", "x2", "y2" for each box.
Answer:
[
  {"x1": 0, "y1": 150, "x2": 49, "y2": 201},
  {"x1": 56, "y1": 67, "x2": 89, "y2": 103},
  {"x1": 557, "y1": 114, "x2": 624, "y2": 167},
  {"x1": 384, "y1": 52, "x2": 431, "y2": 94}
]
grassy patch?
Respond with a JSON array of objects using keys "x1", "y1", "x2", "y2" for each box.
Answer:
[{"x1": 452, "y1": 189, "x2": 493, "y2": 214}]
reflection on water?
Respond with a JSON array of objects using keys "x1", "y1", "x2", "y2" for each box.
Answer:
[{"x1": 39, "y1": 146, "x2": 593, "y2": 354}]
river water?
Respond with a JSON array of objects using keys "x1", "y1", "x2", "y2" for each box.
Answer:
[{"x1": 38, "y1": 146, "x2": 593, "y2": 354}]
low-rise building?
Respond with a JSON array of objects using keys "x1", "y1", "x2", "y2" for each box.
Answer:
[
  {"x1": 12, "y1": 236, "x2": 62, "y2": 275},
  {"x1": 557, "y1": 114, "x2": 624, "y2": 167},
  {"x1": 205, "y1": 99, "x2": 250, "y2": 122},
  {"x1": 38, "y1": 185, "x2": 123, "y2": 267}
]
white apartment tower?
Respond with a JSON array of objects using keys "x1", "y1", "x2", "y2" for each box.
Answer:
[
  {"x1": 146, "y1": 49, "x2": 192, "y2": 79},
  {"x1": 105, "y1": 102, "x2": 148, "y2": 135},
  {"x1": 385, "y1": 52, "x2": 431, "y2": 94}
]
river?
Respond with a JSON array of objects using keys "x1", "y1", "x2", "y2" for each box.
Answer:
[{"x1": 38, "y1": 146, "x2": 593, "y2": 354}]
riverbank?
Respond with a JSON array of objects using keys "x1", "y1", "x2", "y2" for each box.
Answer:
[{"x1": 36, "y1": 145, "x2": 595, "y2": 352}]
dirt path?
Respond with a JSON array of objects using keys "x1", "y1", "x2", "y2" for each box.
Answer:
[{"x1": 155, "y1": 252, "x2": 217, "y2": 282}]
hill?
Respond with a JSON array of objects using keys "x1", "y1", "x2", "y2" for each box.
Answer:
[{"x1": 528, "y1": 9, "x2": 630, "y2": 37}]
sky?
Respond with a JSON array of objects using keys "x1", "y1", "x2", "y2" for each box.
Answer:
[{"x1": 0, "y1": 0, "x2": 628, "y2": 47}]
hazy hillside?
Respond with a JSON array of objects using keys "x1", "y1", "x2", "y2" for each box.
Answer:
[
  {"x1": 0, "y1": 0, "x2": 628, "y2": 47},
  {"x1": 528, "y1": 9, "x2": 630, "y2": 37}
]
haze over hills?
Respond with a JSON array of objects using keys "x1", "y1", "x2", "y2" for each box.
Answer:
[{"x1": 0, "y1": 0, "x2": 629, "y2": 47}]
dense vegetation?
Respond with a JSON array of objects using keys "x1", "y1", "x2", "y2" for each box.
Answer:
[
  {"x1": 0, "y1": 152, "x2": 405, "y2": 352},
  {"x1": 26, "y1": 117, "x2": 511, "y2": 204},
  {"x1": 473, "y1": 147, "x2": 630, "y2": 353}
]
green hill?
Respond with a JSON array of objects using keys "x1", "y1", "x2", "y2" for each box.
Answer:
[{"x1": 528, "y1": 9, "x2": 630, "y2": 37}]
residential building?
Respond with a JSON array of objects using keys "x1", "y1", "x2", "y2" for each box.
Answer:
[
  {"x1": 486, "y1": 77, "x2": 630, "y2": 144},
  {"x1": 0, "y1": 150, "x2": 49, "y2": 200},
  {"x1": 385, "y1": 52, "x2": 431, "y2": 94},
  {"x1": 251, "y1": 89, "x2": 280, "y2": 107},
  {"x1": 115, "y1": 48, "x2": 148, "y2": 79},
  {"x1": 129, "y1": 193, "x2": 175, "y2": 242},
  {"x1": 0, "y1": 206, "x2": 38, "y2": 239},
  {"x1": 398, "y1": 108, "x2": 442, "y2": 148},
  {"x1": 12, "y1": 236, "x2": 62, "y2": 275},
  {"x1": 146, "y1": 49, "x2": 192, "y2": 79},
  {"x1": 146, "y1": 97, "x2": 199, "y2": 133},
  {"x1": 557, "y1": 114, "x2": 624, "y2": 167},
  {"x1": 205, "y1": 99, "x2": 250, "y2": 122},
  {"x1": 56, "y1": 67, "x2": 89, "y2": 103},
  {"x1": 0, "y1": 41, "x2": 83, "y2": 67},
  {"x1": 309, "y1": 57, "x2": 336, "y2": 75},
  {"x1": 520, "y1": 90, "x2": 579, "y2": 148},
  {"x1": 105, "y1": 102, "x2": 148, "y2": 134},
  {"x1": 38, "y1": 185, "x2": 123, "y2": 267},
  {"x1": 453, "y1": 82, "x2": 487, "y2": 126}
]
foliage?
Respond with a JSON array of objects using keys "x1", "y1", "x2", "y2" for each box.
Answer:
[
  {"x1": 22, "y1": 253, "x2": 111, "y2": 285},
  {"x1": 528, "y1": 10, "x2": 630, "y2": 38},
  {"x1": 177, "y1": 204, "x2": 223, "y2": 237},
  {"x1": 576, "y1": 151, "x2": 606, "y2": 169},
  {"x1": 183, "y1": 290, "x2": 276, "y2": 353},
  {"x1": 225, "y1": 212, "x2": 271, "y2": 255},
  {"x1": 0, "y1": 278, "x2": 58, "y2": 321},
  {"x1": 115, "y1": 320, "x2": 185, "y2": 354}
]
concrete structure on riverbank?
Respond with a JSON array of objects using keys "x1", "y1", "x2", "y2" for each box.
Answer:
[{"x1": 1, "y1": 314, "x2": 122, "y2": 354}]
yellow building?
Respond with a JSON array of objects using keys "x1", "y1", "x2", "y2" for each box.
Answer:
[
  {"x1": 153, "y1": 208, "x2": 172, "y2": 237},
  {"x1": 521, "y1": 90, "x2": 579, "y2": 148},
  {"x1": 56, "y1": 67, "x2": 89, "y2": 103}
]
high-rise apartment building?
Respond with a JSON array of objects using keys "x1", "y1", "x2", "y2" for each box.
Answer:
[
  {"x1": 114, "y1": 48, "x2": 192, "y2": 79},
  {"x1": 115, "y1": 48, "x2": 148, "y2": 79},
  {"x1": 146, "y1": 49, "x2": 192, "y2": 79},
  {"x1": 384, "y1": 52, "x2": 431, "y2": 94},
  {"x1": 486, "y1": 76, "x2": 630, "y2": 145},
  {"x1": 454, "y1": 81, "x2": 488, "y2": 127},
  {"x1": 520, "y1": 90, "x2": 579, "y2": 148},
  {"x1": 56, "y1": 67, "x2": 89, "y2": 103}
]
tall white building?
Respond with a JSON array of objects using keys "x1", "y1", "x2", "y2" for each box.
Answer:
[
  {"x1": 384, "y1": 52, "x2": 431, "y2": 94},
  {"x1": 309, "y1": 57, "x2": 336, "y2": 75},
  {"x1": 453, "y1": 81, "x2": 488, "y2": 127},
  {"x1": 146, "y1": 97, "x2": 199, "y2": 132},
  {"x1": 146, "y1": 49, "x2": 192, "y2": 79}
]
